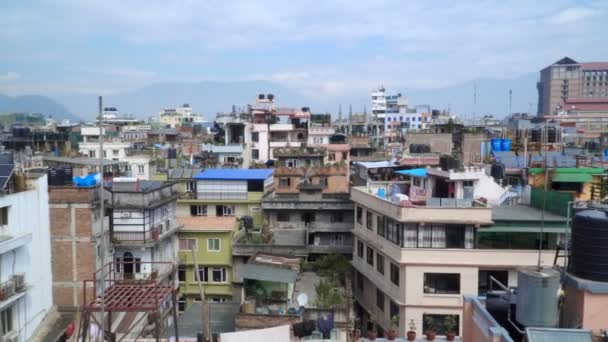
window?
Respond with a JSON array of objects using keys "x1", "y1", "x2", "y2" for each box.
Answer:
[
  {"x1": 0, "y1": 207, "x2": 7, "y2": 225},
  {"x1": 190, "y1": 205, "x2": 207, "y2": 216},
  {"x1": 376, "y1": 289, "x2": 385, "y2": 311},
  {"x1": 319, "y1": 177, "x2": 328, "y2": 188},
  {"x1": 377, "y1": 216, "x2": 385, "y2": 236},
  {"x1": 103, "y1": 150, "x2": 107, "y2": 158},
  {"x1": 178, "y1": 265, "x2": 187, "y2": 281},
  {"x1": 390, "y1": 263, "x2": 399, "y2": 286},
  {"x1": 211, "y1": 267, "x2": 227, "y2": 282},
  {"x1": 179, "y1": 239, "x2": 196, "y2": 251},
  {"x1": 328, "y1": 153, "x2": 336, "y2": 161},
  {"x1": 112, "y1": 149, "x2": 119, "y2": 156},
  {"x1": 138, "y1": 165, "x2": 145, "y2": 174},
  {"x1": 251, "y1": 149, "x2": 259, "y2": 160},
  {"x1": 89, "y1": 150, "x2": 96, "y2": 158},
  {"x1": 366, "y1": 211, "x2": 373, "y2": 230},
  {"x1": 356, "y1": 240, "x2": 364, "y2": 258},
  {"x1": 478, "y1": 270, "x2": 509, "y2": 295},
  {"x1": 330, "y1": 234, "x2": 344, "y2": 246},
  {"x1": 178, "y1": 296, "x2": 186, "y2": 312},
  {"x1": 357, "y1": 271, "x2": 364, "y2": 292},
  {"x1": 216, "y1": 205, "x2": 235, "y2": 216},
  {"x1": 376, "y1": 254, "x2": 384, "y2": 274},
  {"x1": 208, "y1": 238, "x2": 221, "y2": 252},
  {"x1": 1, "y1": 307, "x2": 13, "y2": 335},
  {"x1": 277, "y1": 212, "x2": 290, "y2": 222},
  {"x1": 422, "y1": 314, "x2": 459, "y2": 335},
  {"x1": 366, "y1": 246, "x2": 374, "y2": 266},
  {"x1": 424, "y1": 273, "x2": 461, "y2": 294},
  {"x1": 330, "y1": 212, "x2": 344, "y2": 223},
  {"x1": 186, "y1": 181, "x2": 196, "y2": 192},
  {"x1": 279, "y1": 177, "x2": 291, "y2": 187},
  {"x1": 252, "y1": 132, "x2": 259, "y2": 142},
  {"x1": 390, "y1": 301, "x2": 400, "y2": 323},
  {"x1": 197, "y1": 267, "x2": 208, "y2": 282},
  {"x1": 446, "y1": 225, "x2": 466, "y2": 248},
  {"x1": 285, "y1": 159, "x2": 297, "y2": 168},
  {"x1": 356, "y1": 206, "x2": 362, "y2": 224}
]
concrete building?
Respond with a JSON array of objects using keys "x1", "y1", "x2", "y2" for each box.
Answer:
[
  {"x1": 201, "y1": 144, "x2": 247, "y2": 168},
  {"x1": 178, "y1": 169, "x2": 274, "y2": 229},
  {"x1": 261, "y1": 146, "x2": 353, "y2": 260},
  {"x1": 537, "y1": 57, "x2": 608, "y2": 116},
  {"x1": 0, "y1": 168, "x2": 53, "y2": 342},
  {"x1": 105, "y1": 180, "x2": 180, "y2": 282},
  {"x1": 350, "y1": 169, "x2": 564, "y2": 339},
  {"x1": 159, "y1": 104, "x2": 205, "y2": 128},
  {"x1": 177, "y1": 216, "x2": 238, "y2": 309},
  {"x1": 78, "y1": 126, "x2": 130, "y2": 161}
]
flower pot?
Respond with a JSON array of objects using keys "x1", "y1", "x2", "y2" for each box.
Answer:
[
  {"x1": 387, "y1": 329, "x2": 398, "y2": 340},
  {"x1": 407, "y1": 331, "x2": 417, "y2": 341},
  {"x1": 446, "y1": 331, "x2": 456, "y2": 341},
  {"x1": 367, "y1": 330, "x2": 377, "y2": 341},
  {"x1": 425, "y1": 330, "x2": 436, "y2": 341}
]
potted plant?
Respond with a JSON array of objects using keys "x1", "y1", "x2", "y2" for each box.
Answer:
[
  {"x1": 424, "y1": 316, "x2": 436, "y2": 341},
  {"x1": 387, "y1": 315, "x2": 399, "y2": 340},
  {"x1": 407, "y1": 319, "x2": 417, "y2": 341},
  {"x1": 444, "y1": 315, "x2": 458, "y2": 341}
]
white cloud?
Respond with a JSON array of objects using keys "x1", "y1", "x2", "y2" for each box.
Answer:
[
  {"x1": 0, "y1": 72, "x2": 20, "y2": 82},
  {"x1": 546, "y1": 7, "x2": 597, "y2": 24}
]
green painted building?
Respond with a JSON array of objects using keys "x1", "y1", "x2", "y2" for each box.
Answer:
[{"x1": 177, "y1": 216, "x2": 238, "y2": 310}]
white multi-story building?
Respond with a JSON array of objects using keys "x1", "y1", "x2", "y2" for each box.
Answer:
[
  {"x1": 78, "y1": 126, "x2": 131, "y2": 161},
  {"x1": 371, "y1": 86, "x2": 407, "y2": 119},
  {"x1": 106, "y1": 181, "x2": 180, "y2": 282},
  {"x1": 0, "y1": 166, "x2": 53, "y2": 341}
]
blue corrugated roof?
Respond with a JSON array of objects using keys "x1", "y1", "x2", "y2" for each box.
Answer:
[
  {"x1": 395, "y1": 168, "x2": 427, "y2": 177},
  {"x1": 195, "y1": 169, "x2": 274, "y2": 180},
  {"x1": 526, "y1": 328, "x2": 592, "y2": 342}
]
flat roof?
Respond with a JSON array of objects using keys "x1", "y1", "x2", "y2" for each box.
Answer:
[
  {"x1": 177, "y1": 216, "x2": 237, "y2": 231},
  {"x1": 43, "y1": 156, "x2": 126, "y2": 166},
  {"x1": 354, "y1": 161, "x2": 399, "y2": 169},
  {"x1": 492, "y1": 205, "x2": 567, "y2": 222},
  {"x1": 195, "y1": 168, "x2": 274, "y2": 180}
]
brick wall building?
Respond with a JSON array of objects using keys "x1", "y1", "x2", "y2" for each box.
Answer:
[{"x1": 49, "y1": 186, "x2": 104, "y2": 309}]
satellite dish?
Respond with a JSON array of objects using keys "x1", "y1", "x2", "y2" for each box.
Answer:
[{"x1": 297, "y1": 293, "x2": 309, "y2": 307}]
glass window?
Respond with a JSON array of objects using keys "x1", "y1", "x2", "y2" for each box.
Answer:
[
  {"x1": 208, "y1": 238, "x2": 221, "y2": 252},
  {"x1": 211, "y1": 267, "x2": 227, "y2": 282},
  {"x1": 478, "y1": 270, "x2": 509, "y2": 295},
  {"x1": 357, "y1": 271, "x2": 364, "y2": 291},
  {"x1": 197, "y1": 267, "x2": 208, "y2": 282},
  {"x1": 376, "y1": 289, "x2": 385, "y2": 311},
  {"x1": 190, "y1": 205, "x2": 207, "y2": 216},
  {"x1": 0, "y1": 207, "x2": 8, "y2": 225},
  {"x1": 366, "y1": 211, "x2": 373, "y2": 230},
  {"x1": 424, "y1": 273, "x2": 460, "y2": 294},
  {"x1": 279, "y1": 177, "x2": 291, "y2": 187},
  {"x1": 330, "y1": 212, "x2": 344, "y2": 223},
  {"x1": 1, "y1": 307, "x2": 13, "y2": 335},
  {"x1": 252, "y1": 132, "x2": 259, "y2": 142},
  {"x1": 377, "y1": 216, "x2": 385, "y2": 237},
  {"x1": 186, "y1": 181, "x2": 196, "y2": 192},
  {"x1": 178, "y1": 265, "x2": 187, "y2": 281},
  {"x1": 390, "y1": 301, "x2": 400, "y2": 323},
  {"x1": 423, "y1": 314, "x2": 459, "y2": 336},
  {"x1": 390, "y1": 263, "x2": 399, "y2": 286},
  {"x1": 179, "y1": 239, "x2": 196, "y2": 251},
  {"x1": 356, "y1": 206, "x2": 362, "y2": 224},
  {"x1": 357, "y1": 240, "x2": 364, "y2": 258},
  {"x1": 446, "y1": 225, "x2": 465, "y2": 248},
  {"x1": 376, "y1": 254, "x2": 384, "y2": 274},
  {"x1": 138, "y1": 165, "x2": 145, "y2": 174},
  {"x1": 366, "y1": 246, "x2": 374, "y2": 266},
  {"x1": 251, "y1": 149, "x2": 259, "y2": 160},
  {"x1": 277, "y1": 212, "x2": 290, "y2": 222}
]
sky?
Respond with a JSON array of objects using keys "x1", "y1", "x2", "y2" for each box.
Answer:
[{"x1": 1, "y1": 0, "x2": 608, "y2": 101}]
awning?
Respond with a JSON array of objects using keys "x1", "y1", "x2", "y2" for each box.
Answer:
[
  {"x1": 477, "y1": 226, "x2": 569, "y2": 234},
  {"x1": 552, "y1": 173, "x2": 592, "y2": 183},
  {"x1": 241, "y1": 264, "x2": 297, "y2": 283}
]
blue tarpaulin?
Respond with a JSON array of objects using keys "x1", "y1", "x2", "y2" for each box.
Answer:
[
  {"x1": 395, "y1": 168, "x2": 427, "y2": 177},
  {"x1": 73, "y1": 173, "x2": 101, "y2": 187}
]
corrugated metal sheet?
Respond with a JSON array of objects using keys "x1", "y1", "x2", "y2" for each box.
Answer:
[
  {"x1": 195, "y1": 169, "x2": 274, "y2": 180},
  {"x1": 176, "y1": 302, "x2": 239, "y2": 337},
  {"x1": 241, "y1": 264, "x2": 297, "y2": 283},
  {"x1": 526, "y1": 328, "x2": 592, "y2": 342},
  {"x1": 552, "y1": 173, "x2": 592, "y2": 183}
]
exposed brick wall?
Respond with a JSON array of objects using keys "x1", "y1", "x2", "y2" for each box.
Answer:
[
  {"x1": 75, "y1": 208, "x2": 93, "y2": 236},
  {"x1": 49, "y1": 186, "x2": 99, "y2": 203},
  {"x1": 50, "y1": 208, "x2": 71, "y2": 235},
  {"x1": 51, "y1": 241, "x2": 74, "y2": 282}
]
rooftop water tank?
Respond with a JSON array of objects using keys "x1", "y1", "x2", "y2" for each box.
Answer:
[
  {"x1": 515, "y1": 268, "x2": 560, "y2": 328},
  {"x1": 491, "y1": 138, "x2": 502, "y2": 152},
  {"x1": 570, "y1": 207, "x2": 608, "y2": 282},
  {"x1": 501, "y1": 138, "x2": 512, "y2": 152}
]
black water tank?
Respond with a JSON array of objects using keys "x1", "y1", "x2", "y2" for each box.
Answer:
[
  {"x1": 571, "y1": 208, "x2": 608, "y2": 282},
  {"x1": 168, "y1": 148, "x2": 177, "y2": 159},
  {"x1": 241, "y1": 215, "x2": 254, "y2": 231}
]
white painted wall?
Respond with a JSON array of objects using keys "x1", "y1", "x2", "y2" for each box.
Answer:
[{"x1": 0, "y1": 175, "x2": 53, "y2": 342}]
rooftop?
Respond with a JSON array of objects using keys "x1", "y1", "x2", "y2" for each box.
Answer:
[
  {"x1": 106, "y1": 180, "x2": 170, "y2": 193},
  {"x1": 177, "y1": 216, "x2": 238, "y2": 231},
  {"x1": 169, "y1": 167, "x2": 204, "y2": 179},
  {"x1": 43, "y1": 156, "x2": 126, "y2": 167},
  {"x1": 195, "y1": 168, "x2": 274, "y2": 181},
  {"x1": 492, "y1": 205, "x2": 567, "y2": 222}
]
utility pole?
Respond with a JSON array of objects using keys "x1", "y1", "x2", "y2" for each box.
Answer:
[
  {"x1": 192, "y1": 247, "x2": 210, "y2": 341},
  {"x1": 98, "y1": 96, "x2": 106, "y2": 341}
]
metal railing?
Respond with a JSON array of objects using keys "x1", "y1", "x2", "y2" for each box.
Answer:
[{"x1": 111, "y1": 227, "x2": 159, "y2": 244}]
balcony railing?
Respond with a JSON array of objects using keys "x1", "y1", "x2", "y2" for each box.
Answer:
[
  {"x1": 111, "y1": 227, "x2": 159, "y2": 244},
  {"x1": 0, "y1": 274, "x2": 25, "y2": 302}
]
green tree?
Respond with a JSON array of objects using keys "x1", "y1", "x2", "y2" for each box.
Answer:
[
  {"x1": 315, "y1": 253, "x2": 350, "y2": 285},
  {"x1": 314, "y1": 279, "x2": 344, "y2": 308}
]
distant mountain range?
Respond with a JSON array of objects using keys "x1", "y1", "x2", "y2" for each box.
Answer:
[
  {"x1": 1, "y1": 73, "x2": 540, "y2": 122},
  {"x1": 0, "y1": 94, "x2": 81, "y2": 122}
]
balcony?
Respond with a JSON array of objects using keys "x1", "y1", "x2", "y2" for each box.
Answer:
[
  {"x1": 0, "y1": 275, "x2": 26, "y2": 310},
  {"x1": 269, "y1": 123, "x2": 295, "y2": 131},
  {"x1": 351, "y1": 186, "x2": 493, "y2": 225},
  {"x1": 111, "y1": 227, "x2": 159, "y2": 244},
  {"x1": 269, "y1": 141, "x2": 301, "y2": 148},
  {"x1": 307, "y1": 222, "x2": 353, "y2": 233}
]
